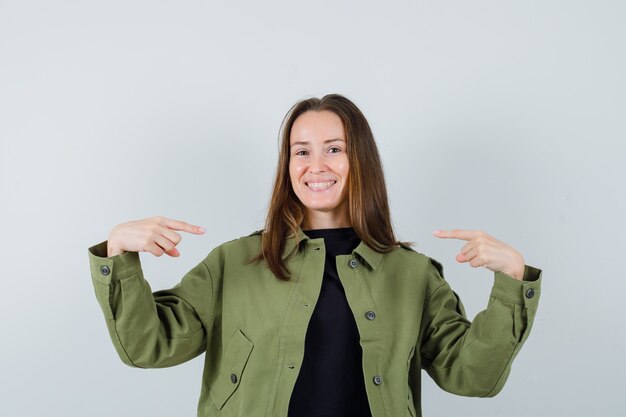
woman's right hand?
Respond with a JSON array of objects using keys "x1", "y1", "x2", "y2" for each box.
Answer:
[{"x1": 107, "y1": 216, "x2": 206, "y2": 258}]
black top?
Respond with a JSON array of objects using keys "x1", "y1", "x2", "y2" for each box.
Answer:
[{"x1": 287, "y1": 227, "x2": 373, "y2": 417}]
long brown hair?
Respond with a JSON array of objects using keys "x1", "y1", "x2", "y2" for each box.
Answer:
[{"x1": 249, "y1": 93, "x2": 414, "y2": 281}]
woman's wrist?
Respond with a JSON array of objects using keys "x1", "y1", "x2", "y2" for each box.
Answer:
[{"x1": 107, "y1": 238, "x2": 127, "y2": 257}]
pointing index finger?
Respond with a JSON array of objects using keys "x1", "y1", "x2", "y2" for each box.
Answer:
[
  {"x1": 432, "y1": 229, "x2": 480, "y2": 241},
  {"x1": 164, "y1": 218, "x2": 206, "y2": 234}
]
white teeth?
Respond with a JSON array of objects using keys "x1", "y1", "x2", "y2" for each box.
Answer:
[{"x1": 306, "y1": 181, "x2": 336, "y2": 190}]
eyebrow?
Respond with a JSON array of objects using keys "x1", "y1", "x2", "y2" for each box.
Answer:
[{"x1": 290, "y1": 138, "x2": 345, "y2": 148}]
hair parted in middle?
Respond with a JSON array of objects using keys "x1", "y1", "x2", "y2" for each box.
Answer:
[{"x1": 248, "y1": 93, "x2": 414, "y2": 281}]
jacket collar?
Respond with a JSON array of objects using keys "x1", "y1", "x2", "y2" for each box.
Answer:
[{"x1": 283, "y1": 225, "x2": 384, "y2": 271}]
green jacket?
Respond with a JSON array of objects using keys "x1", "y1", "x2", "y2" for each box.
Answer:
[{"x1": 87, "y1": 226, "x2": 542, "y2": 417}]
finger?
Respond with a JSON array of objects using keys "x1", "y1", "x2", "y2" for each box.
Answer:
[
  {"x1": 159, "y1": 229, "x2": 182, "y2": 257},
  {"x1": 433, "y1": 229, "x2": 483, "y2": 241},
  {"x1": 469, "y1": 255, "x2": 488, "y2": 268},
  {"x1": 457, "y1": 247, "x2": 477, "y2": 263},
  {"x1": 145, "y1": 242, "x2": 165, "y2": 257},
  {"x1": 154, "y1": 234, "x2": 177, "y2": 254},
  {"x1": 459, "y1": 241, "x2": 474, "y2": 256},
  {"x1": 163, "y1": 218, "x2": 206, "y2": 234},
  {"x1": 152, "y1": 239, "x2": 179, "y2": 257},
  {"x1": 164, "y1": 247, "x2": 180, "y2": 257},
  {"x1": 161, "y1": 228, "x2": 182, "y2": 247}
]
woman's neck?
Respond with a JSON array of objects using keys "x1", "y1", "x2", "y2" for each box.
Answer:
[{"x1": 302, "y1": 216, "x2": 352, "y2": 230}]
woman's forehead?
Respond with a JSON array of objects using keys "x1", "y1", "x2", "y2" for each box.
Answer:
[{"x1": 290, "y1": 111, "x2": 345, "y2": 143}]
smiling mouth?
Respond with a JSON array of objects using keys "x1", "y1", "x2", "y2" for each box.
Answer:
[{"x1": 306, "y1": 180, "x2": 336, "y2": 191}]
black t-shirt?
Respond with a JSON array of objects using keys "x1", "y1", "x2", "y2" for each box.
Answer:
[{"x1": 287, "y1": 227, "x2": 373, "y2": 417}]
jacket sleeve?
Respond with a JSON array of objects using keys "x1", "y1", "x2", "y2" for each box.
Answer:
[
  {"x1": 87, "y1": 240, "x2": 214, "y2": 368},
  {"x1": 419, "y1": 257, "x2": 542, "y2": 397}
]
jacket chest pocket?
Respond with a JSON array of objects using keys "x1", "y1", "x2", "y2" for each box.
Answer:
[{"x1": 210, "y1": 329, "x2": 254, "y2": 411}]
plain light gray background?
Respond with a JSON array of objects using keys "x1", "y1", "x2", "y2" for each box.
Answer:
[{"x1": 1, "y1": 0, "x2": 625, "y2": 416}]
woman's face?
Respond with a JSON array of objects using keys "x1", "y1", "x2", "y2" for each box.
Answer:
[{"x1": 289, "y1": 110, "x2": 350, "y2": 228}]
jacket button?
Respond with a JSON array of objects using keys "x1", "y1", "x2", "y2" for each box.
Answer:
[
  {"x1": 100, "y1": 265, "x2": 110, "y2": 276},
  {"x1": 349, "y1": 259, "x2": 359, "y2": 268},
  {"x1": 230, "y1": 373, "x2": 238, "y2": 384},
  {"x1": 365, "y1": 311, "x2": 376, "y2": 320},
  {"x1": 373, "y1": 375, "x2": 383, "y2": 385},
  {"x1": 525, "y1": 288, "x2": 535, "y2": 299}
]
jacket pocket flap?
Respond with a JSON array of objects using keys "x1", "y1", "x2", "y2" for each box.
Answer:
[{"x1": 210, "y1": 329, "x2": 254, "y2": 410}]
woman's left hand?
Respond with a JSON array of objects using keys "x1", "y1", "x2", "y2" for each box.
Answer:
[{"x1": 432, "y1": 229, "x2": 526, "y2": 281}]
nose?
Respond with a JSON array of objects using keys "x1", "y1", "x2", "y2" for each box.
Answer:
[{"x1": 308, "y1": 151, "x2": 326, "y2": 174}]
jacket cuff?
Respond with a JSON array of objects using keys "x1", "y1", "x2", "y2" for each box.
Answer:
[
  {"x1": 491, "y1": 264, "x2": 542, "y2": 307},
  {"x1": 88, "y1": 240, "x2": 141, "y2": 284}
]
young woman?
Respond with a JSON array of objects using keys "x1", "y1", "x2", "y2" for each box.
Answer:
[{"x1": 88, "y1": 93, "x2": 542, "y2": 417}]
